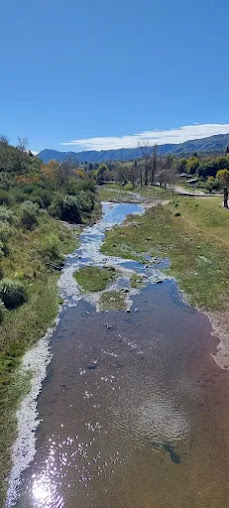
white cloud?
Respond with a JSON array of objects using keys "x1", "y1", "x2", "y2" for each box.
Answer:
[
  {"x1": 31, "y1": 150, "x2": 38, "y2": 155},
  {"x1": 61, "y1": 124, "x2": 229, "y2": 152}
]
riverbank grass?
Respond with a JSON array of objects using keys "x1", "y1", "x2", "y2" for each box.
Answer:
[
  {"x1": 0, "y1": 217, "x2": 79, "y2": 505},
  {"x1": 130, "y1": 273, "x2": 144, "y2": 288},
  {"x1": 97, "y1": 183, "x2": 170, "y2": 203},
  {"x1": 101, "y1": 196, "x2": 229, "y2": 311},
  {"x1": 74, "y1": 266, "x2": 117, "y2": 292}
]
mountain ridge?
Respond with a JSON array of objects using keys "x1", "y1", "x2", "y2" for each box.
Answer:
[{"x1": 38, "y1": 133, "x2": 229, "y2": 163}]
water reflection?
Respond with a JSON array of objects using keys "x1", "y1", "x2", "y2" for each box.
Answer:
[{"x1": 10, "y1": 202, "x2": 229, "y2": 508}]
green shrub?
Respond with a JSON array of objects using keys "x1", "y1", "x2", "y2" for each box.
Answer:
[
  {"x1": 61, "y1": 195, "x2": 82, "y2": 222},
  {"x1": 0, "y1": 222, "x2": 14, "y2": 245},
  {"x1": 0, "y1": 189, "x2": 12, "y2": 206},
  {"x1": 0, "y1": 172, "x2": 14, "y2": 191},
  {"x1": 174, "y1": 212, "x2": 181, "y2": 217},
  {"x1": 68, "y1": 178, "x2": 95, "y2": 195},
  {"x1": 0, "y1": 240, "x2": 5, "y2": 258},
  {"x1": 0, "y1": 205, "x2": 15, "y2": 224},
  {"x1": 36, "y1": 189, "x2": 52, "y2": 208},
  {"x1": 49, "y1": 194, "x2": 82, "y2": 223},
  {"x1": 29, "y1": 194, "x2": 45, "y2": 208},
  {"x1": 76, "y1": 190, "x2": 94, "y2": 213},
  {"x1": 48, "y1": 193, "x2": 64, "y2": 218},
  {"x1": 124, "y1": 183, "x2": 134, "y2": 191},
  {"x1": 0, "y1": 279, "x2": 28, "y2": 310},
  {"x1": 0, "y1": 305, "x2": 3, "y2": 324},
  {"x1": 20, "y1": 200, "x2": 39, "y2": 230},
  {"x1": 12, "y1": 189, "x2": 27, "y2": 203},
  {"x1": 40, "y1": 233, "x2": 62, "y2": 262},
  {"x1": 23, "y1": 184, "x2": 36, "y2": 194}
]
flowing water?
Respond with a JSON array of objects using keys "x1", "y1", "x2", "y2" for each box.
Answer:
[{"x1": 7, "y1": 202, "x2": 229, "y2": 508}]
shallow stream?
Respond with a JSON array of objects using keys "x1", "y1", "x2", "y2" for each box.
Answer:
[{"x1": 7, "y1": 202, "x2": 229, "y2": 508}]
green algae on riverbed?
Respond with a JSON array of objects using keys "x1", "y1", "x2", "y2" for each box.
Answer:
[
  {"x1": 74, "y1": 266, "x2": 118, "y2": 292},
  {"x1": 130, "y1": 273, "x2": 144, "y2": 288},
  {"x1": 99, "y1": 290, "x2": 127, "y2": 311}
]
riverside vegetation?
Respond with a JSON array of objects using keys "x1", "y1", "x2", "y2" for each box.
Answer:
[
  {"x1": 0, "y1": 137, "x2": 100, "y2": 505},
  {"x1": 74, "y1": 266, "x2": 117, "y2": 292},
  {"x1": 101, "y1": 191, "x2": 229, "y2": 311}
]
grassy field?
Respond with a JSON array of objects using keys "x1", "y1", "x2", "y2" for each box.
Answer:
[
  {"x1": 74, "y1": 266, "x2": 117, "y2": 292},
  {"x1": 0, "y1": 215, "x2": 79, "y2": 505},
  {"x1": 102, "y1": 195, "x2": 229, "y2": 311}
]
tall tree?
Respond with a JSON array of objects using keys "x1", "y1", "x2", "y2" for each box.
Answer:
[
  {"x1": 151, "y1": 145, "x2": 157, "y2": 185},
  {"x1": 216, "y1": 169, "x2": 229, "y2": 207},
  {"x1": 138, "y1": 142, "x2": 153, "y2": 186}
]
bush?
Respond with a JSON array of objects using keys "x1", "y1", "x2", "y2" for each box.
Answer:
[
  {"x1": 12, "y1": 188, "x2": 27, "y2": 203},
  {"x1": 124, "y1": 183, "x2": 134, "y2": 191},
  {"x1": 29, "y1": 194, "x2": 45, "y2": 208},
  {"x1": 36, "y1": 189, "x2": 52, "y2": 208},
  {"x1": 76, "y1": 190, "x2": 94, "y2": 213},
  {"x1": 0, "y1": 222, "x2": 14, "y2": 246},
  {"x1": 0, "y1": 189, "x2": 12, "y2": 206},
  {"x1": 26, "y1": 188, "x2": 52, "y2": 209},
  {"x1": 49, "y1": 194, "x2": 82, "y2": 223},
  {"x1": 0, "y1": 279, "x2": 28, "y2": 309},
  {"x1": 48, "y1": 193, "x2": 64, "y2": 218},
  {"x1": 68, "y1": 178, "x2": 96, "y2": 195},
  {"x1": 61, "y1": 195, "x2": 82, "y2": 222},
  {"x1": 40, "y1": 233, "x2": 62, "y2": 262},
  {"x1": 0, "y1": 205, "x2": 15, "y2": 224},
  {"x1": 20, "y1": 200, "x2": 39, "y2": 230},
  {"x1": 0, "y1": 240, "x2": 5, "y2": 258},
  {"x1": 0, "y1": 308, "x2": 3, "y2": 324},
  {"x1": 0, "y1": 172, "x2": 14, "y2": 191},
  {"x1": 174, "y1": 212, "x2": 181, "y2": 217},
  {"x1": 23, "y1": 184, "x2": 36, "y2": 194}
]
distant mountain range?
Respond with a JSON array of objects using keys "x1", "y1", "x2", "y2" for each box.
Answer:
[{"x1": 38, "y1": 133, "x2": 229, "y2": 164}]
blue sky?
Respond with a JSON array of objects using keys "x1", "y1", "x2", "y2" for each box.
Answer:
[{"x1": 1, "y1": 0, "x2": 229, "y2": 153}]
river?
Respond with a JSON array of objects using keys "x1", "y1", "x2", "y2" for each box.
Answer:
[{"x1": 7, "y1": 202, "x2": 229, "y2": 508}]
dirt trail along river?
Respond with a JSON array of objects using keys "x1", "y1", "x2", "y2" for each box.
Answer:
[{"x1": 7, "y1": 202, "x2": 229, "y2": 508}]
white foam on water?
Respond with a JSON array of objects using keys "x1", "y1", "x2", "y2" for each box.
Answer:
[{"x1": 6, "y1": 321, "x2": 59, "y2": 507}]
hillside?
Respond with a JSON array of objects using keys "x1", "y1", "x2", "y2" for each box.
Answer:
[{"x1": 38, "y1": 132, "x2": 229, "y2": 163}]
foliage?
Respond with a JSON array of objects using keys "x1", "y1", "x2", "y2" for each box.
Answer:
[
  {"x1": 205, "y1": 176, "x2": 218, "y2": 192},
  {"x1": 176, "y1": 158, "x2": 188, "y2": 173},
  {"x1": 0, "y1": 206, "x2": 15, "y2": 224},
  {"x1": 96, "y1": 164, "x2": 109, "y2": 185},
  {"x1": 76, "y1": 190, "x2": 94, "y2": 213},
  {"x1": 50, "y1": 194, "x2": 82, "y2": 223},
  {"x1": 0, "y1": 189, "x2": 12, "y2": 206},
  {"x1": 20, "y1": 200, "x2": 39, "y2": 229},
  {"x1": 216, "y1": 169, "x2": 229, "y2": 188},
  {"x1": 0, "y1": 222, "x2": 15, "y2": 256},
  {"x1": 0, "y1": 306, "x2": 3, "y2": 324},
  {"x1": 40, "y1": 233, "x2": 62, "y2": 262},
  {"x1": 186, "y1": 156, "x2": 199, "y2": 174},
  {"x1": 0, "y1": 279, "x2": 28, "y2": 310},
  {"x1": 124, "y1": 182, "x2": 134, "y2": 191}
]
